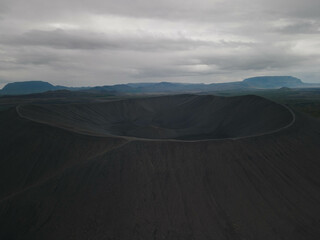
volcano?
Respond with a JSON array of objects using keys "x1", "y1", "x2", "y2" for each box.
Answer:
[
  {"x1": 17, "y1": 95, "x2": 293, "y2": 140},
  {"x1": 0, "y1": 94, "x2": 320, "y2": 240}
]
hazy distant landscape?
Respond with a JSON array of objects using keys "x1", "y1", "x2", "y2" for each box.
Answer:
[{"x1": 1, "y1": 76, "x2": 320, "y2": 119}]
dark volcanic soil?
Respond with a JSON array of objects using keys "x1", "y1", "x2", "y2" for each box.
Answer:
[{"x1": 0, "y1": 94, "x2": 320, "y2": 240}]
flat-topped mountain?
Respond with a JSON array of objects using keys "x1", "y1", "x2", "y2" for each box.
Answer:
[
  {"x1": 1, "y1": 81, "x2": 58, "y2": 95},
  {"x1": 0, "y1": 81, "x2": 88, "y2": 96},
  {"x1": 243, "y1": 76, "x2": 304, "y2": 88}
]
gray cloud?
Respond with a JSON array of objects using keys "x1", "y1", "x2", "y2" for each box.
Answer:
[
  {"x1": 3, "y1": 0, "x2": 320, "y2": 23},
  {"x1": 201, "y1": 50, "x2": 308, "y2": 71},
  {"x1": 1, "y1": 30, "x2": 119, "y2": 50},
  {"x1": 0, "y1": 29, "x2": 230, "y2": 51},
  {"x1": 0, "y1": 0, "x2": 320, "y2": 87},
  {"x1": 276, "y1": 21, "x2": 320, "y2": 34}
]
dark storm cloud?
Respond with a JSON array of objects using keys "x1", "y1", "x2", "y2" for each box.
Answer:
[{"x1": 0, "y1": 0, "x2": 320, "y2": 87}]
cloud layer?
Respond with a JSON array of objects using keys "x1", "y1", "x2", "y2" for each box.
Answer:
[{"x1": 0, "y1": 0, "x2": 320, "y2": 87}]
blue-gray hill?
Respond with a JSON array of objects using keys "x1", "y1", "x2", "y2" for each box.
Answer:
[
  {"x1": 243, "y1": 76, "x2": 303, "y2": 88},
  {"x1": 1, "y1": 76, "x2": 318, "y2": 96},
  {"x1": 1, "y1": 81, "x2": 57, "y2": 95}
]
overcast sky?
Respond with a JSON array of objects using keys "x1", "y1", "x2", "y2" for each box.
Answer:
[{"x1": 0, "y1": 0, "x2": 320, "y2": 87}]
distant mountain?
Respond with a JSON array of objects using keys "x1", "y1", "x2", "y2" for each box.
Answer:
[
  {"x1": 95, "y1": 76, "x2": 311, "y2": 93},
  {"x1": 86, "y1": 81, "x2": 248, "y2": 94},
  {"x1": 132, "y1": 82, "x2": 206, "y2": 92},
  {"x1": 90, "y1": 76, "x2": 310, "y2": 94},
  {"x1": 84, "y1": 82, "x2": 203, "y2": 94},
  {"x1": 0, "y1": 81, "x2": 89, "y2": 95},
  {"x1": 0, "y1": 81, "x2": 59, "y2": 95},
  {"x1": 1, "y1": 76, "x2": 318, "y2": 96},
  {"x1": 85, "y1": 84, "x2": 139, "y2": 94},
  {"x1": 243, "y1": 76, "x2": 304, "y2": 88}
]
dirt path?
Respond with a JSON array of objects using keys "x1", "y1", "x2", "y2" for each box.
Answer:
[{"x1": 0, "y1": 140, "x2": 131, "y2": 204}]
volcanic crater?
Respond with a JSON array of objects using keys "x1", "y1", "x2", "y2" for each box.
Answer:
[{"x1": 17, "y1": 94, "x2": 294, "y2": 140}]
